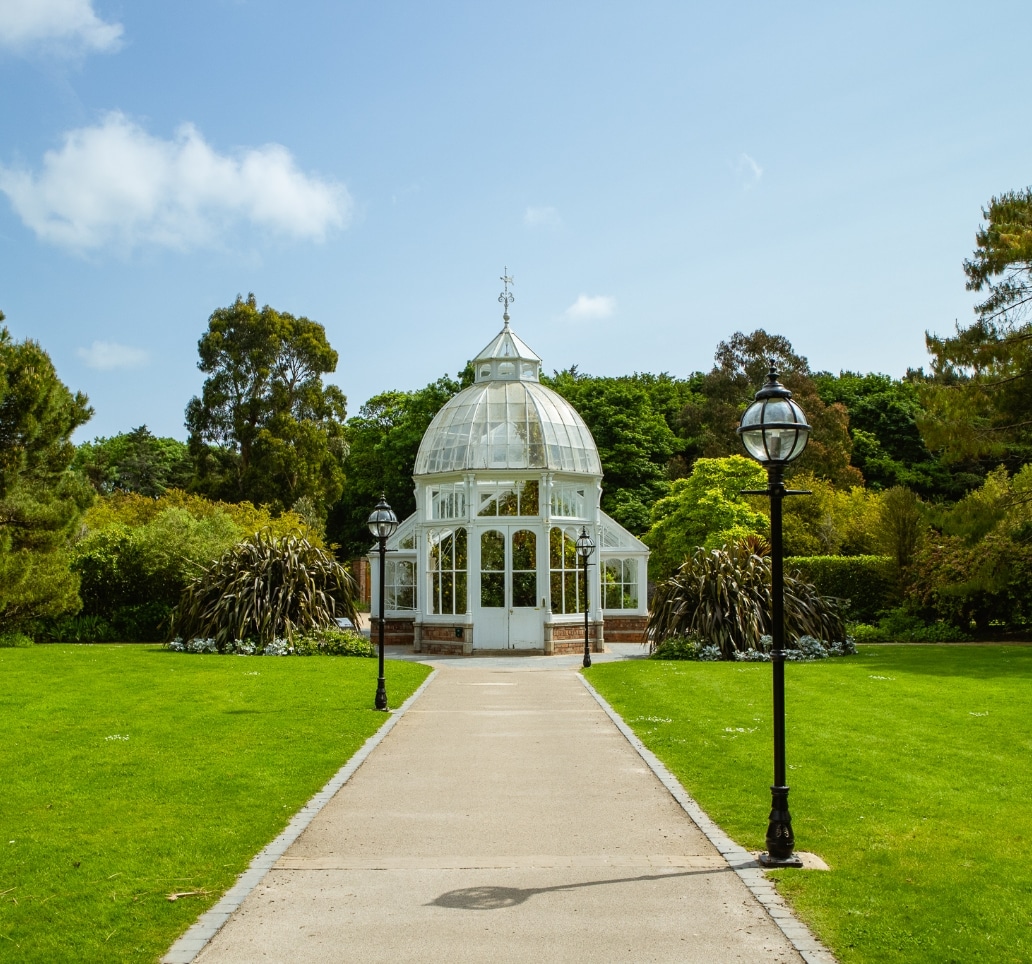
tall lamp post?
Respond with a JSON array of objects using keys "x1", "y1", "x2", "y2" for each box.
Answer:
[
  {"x1": 576, "y1": 527, "x2": 595, "y2": 668},
  {"x1": 737, "y1": 364, "x2": 810, "y2": 868},
  {"x1": 368, "y1": 494, "x2": 398, "y2": 711}
]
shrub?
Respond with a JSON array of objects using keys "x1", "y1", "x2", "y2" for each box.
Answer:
[
  {"x1": 649, "y1": 635, "x2": 702, "y2": 660},
  {"x1": 168, "y1": 626, "x2": 373, "y2": 657},
  {"x1": 0, "y1": 631, "x2": 34, "y2": 648},
  {"x1": 35, "y1": 613, "x2": 116, "y2": 643},
  {"x1": 170, "y1": 530, "x2": 359, "y2": 651},
  {"x1": 110, "y1": 602, "x2": 174, "y2": 643},
  {"x1": 645, "y1": 538, "x2": 848, "y2": 658},
  {"x1": 847, "y1": 609, "x2": 972, "y2": 643},
  {"x1": 73, "y1": 492, "x2": 325, "y2": 638},
  {"x1": 786, "y1": 555, "x2": 895, "y2": 622},
  {"x1": 294, "y1": 626, "x2": 374, "y2": 657}
]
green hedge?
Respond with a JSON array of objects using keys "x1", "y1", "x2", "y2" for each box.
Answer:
[{"x1": 785, "y1": 555, "x2": 894, "y2": 623}]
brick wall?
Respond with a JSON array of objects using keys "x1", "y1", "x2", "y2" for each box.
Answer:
[
  {"x1": 369, "y1": 617, "x2": 415, "y2": 647},
  {"x1": 603, "y1": 615, "x2": 647, "y2": 643}
]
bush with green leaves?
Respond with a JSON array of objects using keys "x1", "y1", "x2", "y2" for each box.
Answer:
[
  {"x1": 170, "y1": 530, "x2": 359, "y2": 651},
  {"x1": 786, "y1": 555, "x2": 895, "y2": 622},
  {"x1": 645, "y1": 538, "x2": 848, "y2": 659},
  {"x1": 847, "y1": 609, "x2": 972, "y2": 643},
  {"x1": 649, "y1": 634, "x2": 702, "y2": 660},
  {"x1": 63, "y1": 491, "x2": 325, "y2": 642}
]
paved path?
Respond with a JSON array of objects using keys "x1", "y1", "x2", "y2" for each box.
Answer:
[{"x1": 169, "y1": 661, "x2": 832, "y2": 963}]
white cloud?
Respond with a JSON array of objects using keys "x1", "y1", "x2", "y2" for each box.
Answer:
[
  {"x1": 738, "y1": 152, "x2": 763, "y2": 190},
  {"x1": 77, "y1": 341, "x2": 149, "y2": 370},
  {"x1": 564, "y1": 294, "x2": 615, "y2": 321},
  {"x1": 524, "y1": 205, "x2": 561, "y2": 229},
  {"x1": 0, "y1": 0, "x2": 123, "y2": 54},
  {"x1": 0, "y1": 112, "x2": 352, "y2": 252}
]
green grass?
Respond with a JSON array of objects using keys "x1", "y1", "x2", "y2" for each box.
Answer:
[
  {"x1": 0, "y1": 645, "x2": 431, "y2": 962},
  {"x1": 587, "y1": 646, "x2": 1032, "y2": 964}
]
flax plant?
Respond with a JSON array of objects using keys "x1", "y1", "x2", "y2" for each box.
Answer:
[
  {"x1": 645, "y1": 538, "x2": 847, "y2": 657},
  {"x1": 171, "y1": 530, "x2": 359, "y2": 650}
]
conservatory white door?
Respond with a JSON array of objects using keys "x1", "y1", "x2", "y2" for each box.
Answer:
[{"x1": 476, "y1": 527, "x2": 541, "y2": 649}]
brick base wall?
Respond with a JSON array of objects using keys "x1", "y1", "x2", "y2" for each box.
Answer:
[
  {"x1": 370, "y1": 617, "x2": 415, "y2": 647},
  {"x1": 603, "y1": 614, "x2": 648, "y2": 643}
]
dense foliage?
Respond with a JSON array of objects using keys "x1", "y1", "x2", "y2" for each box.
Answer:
[
  {"x1": 73, "y1": 425, "x2": 192, "y2": 496},
  {"x1": 328, "y1": 370, "x2": 470, "y2": 558},
  {"x1": 785, "y1": 555, "x2": 894, "y2": 623},
  {"x1": 58, "y1": 491, "x2": 321, "y2": 642},
  {"x1": 643, "y1": 456, "x2": 768, "y2": 579}
]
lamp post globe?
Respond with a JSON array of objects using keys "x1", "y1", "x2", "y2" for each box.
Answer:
[
  {"x1": 367, "y1": 495, "x2": 399, "y2": 711},
  {"x1": 575, "y1": 527, "x2": 595, "y2": 668},
  {"x1": 737, "y1": 363, "x2": 809, "y2": 868}
]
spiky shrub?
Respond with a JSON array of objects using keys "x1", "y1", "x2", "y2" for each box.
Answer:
[
  {"x1": 645, "y1": 538, "x2": 847, "y2": 658},
  {"x1": 170, "y1": 530, "x2": 359, "y2": 651}
]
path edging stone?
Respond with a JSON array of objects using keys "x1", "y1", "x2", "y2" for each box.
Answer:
[
  {"x1": 578, "y1": 673, "x2": 837, "y2": 964},
  {"x1": 161, "y1": 669, "x2": 438, "y2": 964}
]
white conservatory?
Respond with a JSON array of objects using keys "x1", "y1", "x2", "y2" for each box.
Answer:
[{"x1": 368, "y1": 309, "x2": 649, "y2": 655}]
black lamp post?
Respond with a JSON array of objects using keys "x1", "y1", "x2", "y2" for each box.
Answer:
[
  {"x1": 367, "y1": 494, "x2": 398, "y2": 711},
  {"x1": 737, "y1": 364, "x2": 810, "y2": 868},
  {"x1": 576, "y1": 527, "x2": 595, "y2": 668}
]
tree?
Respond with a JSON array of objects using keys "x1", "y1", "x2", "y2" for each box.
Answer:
[
  {"x1": 73, "y1": 426, "x2": 192, "y2": 496},
  {"x1": 0, "y1": 318, "x2": 93, "y2": 630},
  {"x1": 544, "y1": 370, "x2": 679, "y2": 533},
  {"x1": 186, "y1": 295, "x2": 347, "y2": 514},
  {"x1": 328, "y1": 372, "x2": 469, "y2": 559},
  {"x1": 921, "y1": 189, "x2": 1032, "y2": 465},
  {"x1": 679, "y1": 331, "x2": 862, "y2": 487},
  {"x1": 909, "y1": 466, "x2": 1032, "y2": 633},
  {"x1": 643, "y1": 455, "x2": 768, "y2": 579}
]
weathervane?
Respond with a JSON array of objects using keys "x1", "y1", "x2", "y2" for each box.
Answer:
[{"x1": 498, "y1": 268, "x2": 514, "y2": 325}]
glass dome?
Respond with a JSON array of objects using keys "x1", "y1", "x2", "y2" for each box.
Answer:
[{"x1": 414, "y1": 322, "x2": 602, "y2": 476}]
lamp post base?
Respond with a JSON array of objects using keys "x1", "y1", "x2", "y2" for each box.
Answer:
[
  {"x1": 757, "y1": 851, "x2": 804, "y2": 868},
  {"x1": 760, "y1": 784, "x2": 800, "y2": 866},
  {"x1": 375, "y1": 679, "x2": 388, "y2": 712}
]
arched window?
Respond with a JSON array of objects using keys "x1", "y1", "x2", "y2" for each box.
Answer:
[
  {"x1": 549, "y1": 526, "x2": 584, "y2": 615},
  {"x1": 428, "y1": 527, "x2": 467, "y2": 615}
]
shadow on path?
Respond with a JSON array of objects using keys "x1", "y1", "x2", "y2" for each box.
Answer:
[{"x1": 430, "y1": 867, "x2": 730, "y2": 910}]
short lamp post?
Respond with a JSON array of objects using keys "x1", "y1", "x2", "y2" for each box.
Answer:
[
  {"x1": 576, "y1": 527, "x2": 595, "y2": 668},
  {"x1": 737, "y1": 364, "x2": 810, "y2": 868},
  {"x1": 367, "y1": 494, "x2": 399, "y2": 712}
]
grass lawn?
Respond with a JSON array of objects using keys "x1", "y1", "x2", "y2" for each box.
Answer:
[
  {"x1": 0, "y1": 645, "x2": 431, "y2": 962},
  {"x1": 587, "y1": 645, "x2": 1032, "y2": 964}
]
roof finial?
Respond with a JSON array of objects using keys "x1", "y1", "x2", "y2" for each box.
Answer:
[{"x1": 498, "y1": 267, "x2": 514, "y2": 326}]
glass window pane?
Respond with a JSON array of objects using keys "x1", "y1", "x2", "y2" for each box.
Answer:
[
  {"x1": 550, "y1": 572, "x2": 562, "y2": 612},
  {"x1": 481, "y1": 572, "x2": 504, "y2": 607},
  {"x1": 482, "y1": 530, "x2": 504, "y2": 570},
  {"x1": 512, "y1": 571, "x2": 536, "y2": 607},
  {"x1": 512, "y1": 529, "x2": 536, "y2": 570}
]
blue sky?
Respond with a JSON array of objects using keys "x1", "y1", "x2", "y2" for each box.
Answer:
[{"x1": 1, "y1": 1, "x2": 1029, "y2": 441}]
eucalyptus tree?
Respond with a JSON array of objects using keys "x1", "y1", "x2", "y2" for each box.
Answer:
[{"x1": 186, "y1": 295, "x2": 347, "y2": 515}]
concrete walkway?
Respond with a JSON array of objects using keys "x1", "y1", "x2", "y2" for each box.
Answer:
[{"x1": 167, "y1": 660, "x2": 834, "y2": 963}]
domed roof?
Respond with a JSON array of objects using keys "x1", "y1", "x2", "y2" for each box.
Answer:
[{"x1": 414, "y1": 322, "x2": 602, "y2": 476}]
